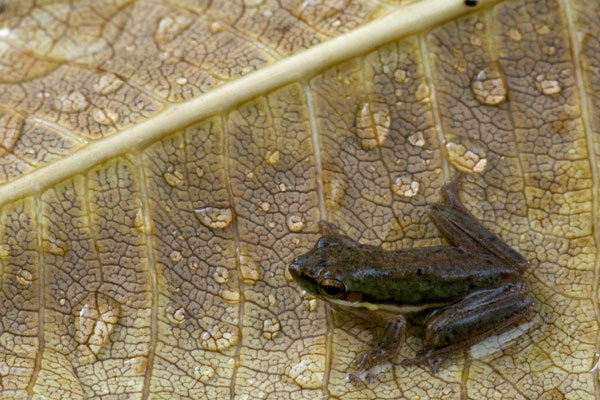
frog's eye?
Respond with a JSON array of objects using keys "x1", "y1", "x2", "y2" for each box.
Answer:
[{"x1": 319, "y1": 279, "x2": 346, "y2": 299}]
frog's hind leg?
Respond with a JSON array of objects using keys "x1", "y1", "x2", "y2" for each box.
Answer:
[
  {"x1": 402, "y1": 284, "x2": 534, "y2": 373},
  {"x1": 430, "y1": 173, "x2": 530, "y2": 273}
]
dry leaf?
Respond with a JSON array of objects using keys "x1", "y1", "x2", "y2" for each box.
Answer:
[{"x1": 0, "y1": 0, "x2": 598, "y2": 398}]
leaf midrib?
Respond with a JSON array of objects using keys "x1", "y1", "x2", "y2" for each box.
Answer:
[{"x1": 0, "y1": 0, "x2": 495, "y2": 206}]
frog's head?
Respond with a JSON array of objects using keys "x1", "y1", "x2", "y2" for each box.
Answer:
[{"x1": 288, "y1": 235, "x2": 358, "y2": 300}]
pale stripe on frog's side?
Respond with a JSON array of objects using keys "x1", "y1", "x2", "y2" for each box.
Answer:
[{"x1": 328, "y1": 297, "x2": 451, "y2": 313}]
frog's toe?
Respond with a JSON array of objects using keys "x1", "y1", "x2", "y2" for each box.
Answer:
[
  {"x1": 351, "y1": 348, "x2": 389, "y2": 372},
  {"x1": 401, "y1": 348, "x2": 448, "y2": 374}
]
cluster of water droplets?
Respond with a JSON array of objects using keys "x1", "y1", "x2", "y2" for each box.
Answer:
[
  {"x1": 200, "y1": 323, "x2": 240, "y2": 351},
  {"x1": 194, "y1": 207, "x2": 234, "y2": 230},
  {"x1": 445, "y1": 140, "x2": 488, "y2": 174},
  {"x1": 471, "y1": 64, "x2": 508, "y2": 106}
]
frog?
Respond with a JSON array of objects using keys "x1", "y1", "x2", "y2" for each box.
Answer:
[{"x1": 288, "y1": 173, "x2": 534, "y2": 382}]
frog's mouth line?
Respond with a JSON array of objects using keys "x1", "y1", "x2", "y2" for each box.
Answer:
[{"x1": 328, "y1": 298, "x2": 451, "y2": 313}]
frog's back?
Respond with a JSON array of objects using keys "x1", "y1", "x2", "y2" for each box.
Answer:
[{"x1": 342, "y1": 246, "x2": 519, "y2": 306}]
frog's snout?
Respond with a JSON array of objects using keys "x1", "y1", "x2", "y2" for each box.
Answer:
[
  {"x1": 288, "y1": 260, "x2": 299, "y2": 277},
  {"x1": 288, "y1": 256, "x2": 304, "y2": 280}
]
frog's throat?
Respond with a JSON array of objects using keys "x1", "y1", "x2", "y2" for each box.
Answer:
[{"x1": 328, "y1": 298, "x2": 451, "y2": 313}]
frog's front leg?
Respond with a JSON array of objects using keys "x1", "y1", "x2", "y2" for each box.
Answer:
[
  {"x1": 430, "y1": 173, "x2": 529, "y2": 273},
  {"x1": 402, "y1": 283, "x2": 533, "y2": 373},
  {"x1": 343, "y1": 310, "x2": 406, "y2": 383}
]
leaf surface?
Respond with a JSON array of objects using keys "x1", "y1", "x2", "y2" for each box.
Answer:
[{"x1": 0, "y1": 0, "x2": 598, "y2": 398}]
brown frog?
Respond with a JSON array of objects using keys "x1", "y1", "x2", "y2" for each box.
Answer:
[{"x1": 288, "y1": 173, "x2": 533, "y2": 382}]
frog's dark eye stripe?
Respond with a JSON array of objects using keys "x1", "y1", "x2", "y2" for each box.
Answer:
[{"x1": 319, "y1": 279, "x2": 346, "y2": 298}]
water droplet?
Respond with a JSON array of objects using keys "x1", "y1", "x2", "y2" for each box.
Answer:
[
  {"x1": 534, "y1": 24, "x2": 550, "y2": 35},
  {"x1": 189, "y1": 260, "x2": 200, "y2": 271},
  {"x1": 293, "y1": 0, "x2": 348, "y2": 25},
  {"x1": 475, "y1": 22, "x2": 484, "y2": 31},
  {"x1": 166, "y1": 306, "x2": 186, "y2": 325},
  {"x1": 158, "y1": 49, "x2": 183, "y2": 63},
  {"x1": 471, "y1": 64, "x2": 508, "y2": 106},
  {"x1": 0, "y1": 244, "x2": 10, "y2": 258},
  {"x1": 132, "y1": 208, "x2": 144, "y2": 226},
  {"x1": 209, "y1": 22, "x2": 224, "y2": 34},
  {"x1": 200, "y1": 323, "x2": 240, "y2": 351},
  {"x1": 408, "y1": 131, "x2": 425, "y2": 147},
  {"x1": 213, "y1": 266, "x2": 230, "y2": 284},
  {"x1": 265, "y1": 150, "x2": 281, "y2": 165},
  {"x1": 16, "y1": 269, "x2": 32, "y2": 287},
  {"x1": 446, "y1": 141, "x2": 488, "y2": 174},
  {"x1": 470, "y1": 36, "x2": 482, "y2": 47},
  {"x1": 259, "y1": 202, "x2": 271, "y2": 212},
  {"x1": 391, "y1": 176, "x2": 419, "y2": 198},
  {"x1": 53, "y1": 91, "x2": 89, "y2": 113},
  {"x1": 73, "y1": 292, "x2": 121, "y2": 365},
  {"x1": 535, "y1": 74, "x2": 561, "y2": 96},
  {"x1": 281, "y1": 356, "x2": 324, "y2": 389},
  {"x1": 453, "y1": 59, "x2": 466, "y2": 74},
  {"x1": 221, "y1": 288, "x2": 241, "y2": 304},
  {"x1": 279, "y1": 183, "x2": 287, "y2": 192},
  {"x1": 307, "y1": 298, "x2": 318, "y2": 312},
  {"x1": 59, "y1": 298, "x2": 66, "y2": 306},
  {"x1": 194, "y1": 207, "x2": 234, "y2": 229},
  {"x1": 169, "y1": 250, "x2": 183, "y2": 263},
  {"x1": 324, "y1": 170, "x2": 347, "y2": 211},
  {"x1": 195, "y1": 167, "x2": 205, "y2": 178},
  {"x1": 560, "y1": 68, "x2": 572, "y2": 78},
  {"x1": 414, "y1": 83, "x2": 430, "y2": 103},
  {"x1": 394, "y1": 69, "x2": 409, "y2": 83},
  {"x1": 354, "y1": 100, "x2": 391, "y2": 150},
  {"x1": 93, "y1": 108, "x2": 120, "y2": 126},
  {"x1": 286, "y1": 214, "x2": 305, "y2": 233},
  {"x1": 507, "y1": 28, "x2": 522, "y2": 42},
  {"x1": 244, "y1": 0, "x2": 265, "y2": 6},
  {"x1": 176, "y1": 77, "x2": 188, "y2": 85},
  {"x1": 262, "y1": 317, "x2": 281, "y2": 340},
  {"x1": 239, "y1": 256, "x2": 260, "y2": 285},
  {"x1": 136, "y1": 213, "x2": 151, "y2": 235},
  {"x1": 163, "y1": 165, "x2": 184, "y2": 187},
  {"x1": 94, "y1": 73, "x2": 124, "y2": 95},
  {"x1": 194, "y1": 364, "x2": 216, "y2": 383},
  {"x1": 155, "y1": 15, "x2": 193, "y2": 45},
  {"x1": 43, "y1": 236, "x2": 69, "y2": 256},
  {"x1": 542, "y1": 45, "x2": 556, "y2": 56}
]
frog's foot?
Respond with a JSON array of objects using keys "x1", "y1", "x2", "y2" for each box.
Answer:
[
  {"x1": 440, "y1": 172, "x2": 471, "y2": 216},
  {"x1": 347, "y1": 348, "x2": 395, "y2": 383},
  {"x1": 401, "y1": 347, "x2": 453, "y2": 374}
]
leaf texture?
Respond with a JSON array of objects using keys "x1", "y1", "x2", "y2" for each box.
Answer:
[{"x1": 0, "y1": 0, "x2": 599, "y2": 398}]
